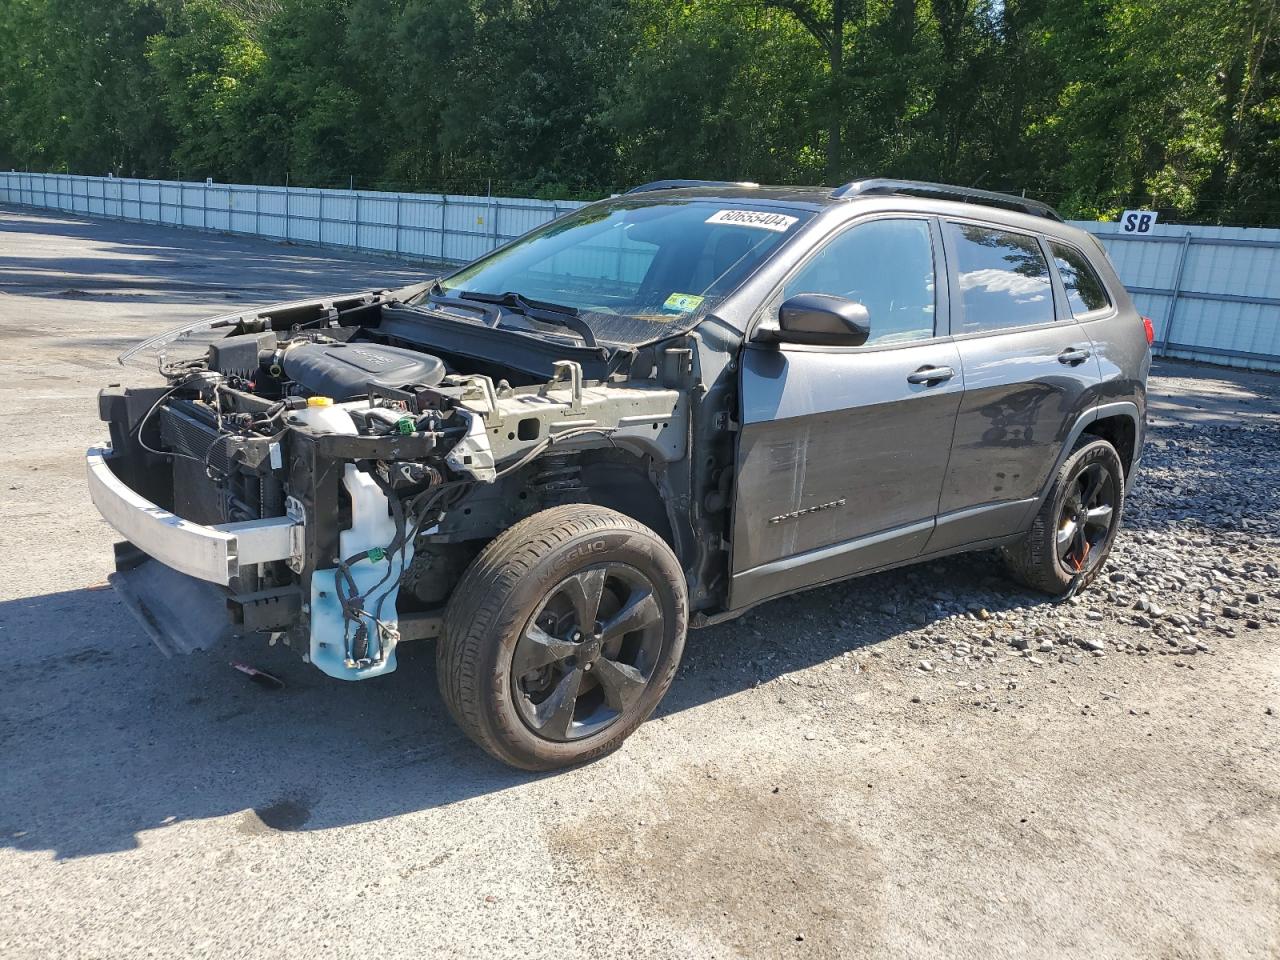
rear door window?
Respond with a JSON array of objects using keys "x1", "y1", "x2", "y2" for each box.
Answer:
[
  {"x1": 945, "y1": 223, "x2": 1054, "y2": 333},
  {"x1": 1050, "y1": 241, "x2": 1112, "y2": 315}
]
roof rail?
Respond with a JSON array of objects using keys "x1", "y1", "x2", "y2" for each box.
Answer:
[
  {"x1": 831, "y1": 178, "x2": 1063, "y2": 222},
  {"x1": 626, "y1": 179, "x2": 760, "y2": 194}
]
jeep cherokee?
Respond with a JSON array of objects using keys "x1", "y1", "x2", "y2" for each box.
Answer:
[{"x1": 88, "y1": 178, "x2": 1151, "y2": 769}]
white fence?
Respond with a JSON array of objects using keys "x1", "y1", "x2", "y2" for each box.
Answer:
[
  {"x1": 1076, "y1": 221, "x2": 1280, "y2": 371},
  {"x1": 3, "y1": 172, "x2": 1279, "y2": 371},
  {"x1": 0, "y1": 172, "x2": 586, "y2": 265}
]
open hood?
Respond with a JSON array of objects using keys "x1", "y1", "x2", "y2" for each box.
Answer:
[{"x1": 118, "y1": 281, "x2": 434, "y2": 371}]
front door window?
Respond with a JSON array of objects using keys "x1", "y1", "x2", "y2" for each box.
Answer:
[{"x1": 782, "y1": 218, "x2": 937, "y2": 346}]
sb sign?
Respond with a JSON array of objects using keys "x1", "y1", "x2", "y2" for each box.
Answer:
[{"x1": 1120, "y1": 209, "x2": 1159, "y2": 234}]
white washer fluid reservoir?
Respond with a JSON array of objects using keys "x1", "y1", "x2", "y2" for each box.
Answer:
[{"x1": 296, "y1": 397, "x2": 413, "y2": 681}]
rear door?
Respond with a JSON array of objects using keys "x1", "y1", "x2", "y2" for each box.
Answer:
[
  {"x1": 730, "y1": 215, "x2": 963, "y2": 609},
  {"x1": 928, "y1": 219, "x2": 1101, "y2": 552}
]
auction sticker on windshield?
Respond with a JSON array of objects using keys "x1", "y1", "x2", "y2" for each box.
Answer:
[{"x1": 705, "y1": 209, "x2": 799, "y2": 232}]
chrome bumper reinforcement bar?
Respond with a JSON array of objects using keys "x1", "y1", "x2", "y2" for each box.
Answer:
[{"x1": 86, "y1": 445, "x2": 301, "y2": 585}]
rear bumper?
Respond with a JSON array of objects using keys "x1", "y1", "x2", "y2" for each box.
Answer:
[{"x1": 86, "y1": 445, "x2": 302, "y2": 585}]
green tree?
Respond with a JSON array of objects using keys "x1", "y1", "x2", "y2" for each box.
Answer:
[
  {"x1": 148, "y1": 1, "x2": 265, "y2": 180},
  {"x1": 0, "y1": 0, "x2": 171, "y2": 174},
  {"x1": 0, "y1": 0, "x2": 1275, "y2": 223},
  {"x1": 606, "y1": 0, "x2": 825, "y2": 185}
]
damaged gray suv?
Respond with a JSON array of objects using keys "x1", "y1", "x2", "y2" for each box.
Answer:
[{"x1": 89, "y1": 179, "x2": 1151, "y2": 769}]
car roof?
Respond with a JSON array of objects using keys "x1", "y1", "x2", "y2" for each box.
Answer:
[
  {"x1": 626, "y1": 178, "x2": 1064, "y2": 223},
  {"x1": 624, "y1": 182, "x2": 840, "y2": 211}
]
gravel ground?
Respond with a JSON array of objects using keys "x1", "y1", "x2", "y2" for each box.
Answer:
[
  {"x1": 866, "y1": 410, "x2": 1280, "y2": 680},
  {"x1": 1, "y1": 207, "x2": 1277, "y2": 960}
]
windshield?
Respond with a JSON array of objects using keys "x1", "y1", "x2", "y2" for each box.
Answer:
[{"x1": 426, "y1": 197, "x2": 813, "y2": 345}]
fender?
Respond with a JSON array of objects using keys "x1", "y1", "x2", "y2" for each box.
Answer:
[{"x1": 1032, "y1": 400, "x2": 1143, "y2": 508}]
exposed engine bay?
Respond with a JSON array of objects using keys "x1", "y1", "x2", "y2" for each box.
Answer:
[{"x1": 91, "y1": 282, "x2": 728, "y2": 681}]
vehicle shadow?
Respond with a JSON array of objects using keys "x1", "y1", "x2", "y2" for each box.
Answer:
[
  {"x1": 0, "y1": 549, "x2": 1050, "y2": 861},
  {"x1": 659, "y1": 553, "x2": 1055, "y2": 716},
  {"x1": 0, "y1": 585, "x2": 532, "y2": 860}
]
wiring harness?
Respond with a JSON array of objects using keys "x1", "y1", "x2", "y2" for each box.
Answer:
[{"x1": 329, "y1": 424, "x2": 620, "y2": 667}]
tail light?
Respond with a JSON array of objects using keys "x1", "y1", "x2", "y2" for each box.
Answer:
[{"x1": 1142, "y1": 316, "x2": 1155, "y2": 346}]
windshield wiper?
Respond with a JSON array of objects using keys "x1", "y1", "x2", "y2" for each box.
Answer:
[
  {"x1": 457, "y1": 290, "x2": 598, "y2": 348},
  {"x1": 417, "y1": 287, "x2": 503, "y2": 326}
]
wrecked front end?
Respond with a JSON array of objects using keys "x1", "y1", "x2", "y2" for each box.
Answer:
[{"x1": 90, "y1": 286, "x2": 697, "y2": 681}]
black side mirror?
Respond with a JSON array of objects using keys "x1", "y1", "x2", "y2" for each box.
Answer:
[{"x1": 766, "y1": 293, "x2": 871, "y2": 346}]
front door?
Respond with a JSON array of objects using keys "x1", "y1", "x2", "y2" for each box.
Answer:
[
  {"x1": 928, "y1": 219, "x2": 1102, "y2": 552},
  {"x1": 730, "y1": 216, "x2": 963, "y2": 610}
]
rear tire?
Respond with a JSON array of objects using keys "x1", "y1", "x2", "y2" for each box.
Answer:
[
  {"x1": 438, "y1": 504, "x2": 687, "y2": 771},
  {"x1": 1002, "y1": 437, "x2": 1125, "y2": 596}
]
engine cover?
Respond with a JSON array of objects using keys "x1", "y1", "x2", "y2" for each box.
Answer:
[{"x1": 282, "y1": 342, "x2": 445, "y2": 400}]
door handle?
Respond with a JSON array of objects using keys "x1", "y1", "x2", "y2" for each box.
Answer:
[
  {"x1": 907, "y1": 365, "x2": 955, "y2": 385},
  {"x1": 1058, "y1": 346, "x2": 1092, "y2": 365}
]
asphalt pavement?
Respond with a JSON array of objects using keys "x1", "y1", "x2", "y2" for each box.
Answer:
[{"x1": 1, "y1": 207, "x2": 1277, "y2": 960}]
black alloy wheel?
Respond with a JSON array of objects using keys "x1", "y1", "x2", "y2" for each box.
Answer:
[
  {"x1": 512, "y1": 564, "x2": 665, "y2": 742},
  {"x1": 1055, "y1": 460, "x2": 1118, "y2": 575},
  {"x1": 439, "y1": 504, "x2": 687, "y2": 771},
  {"x1": 1002, "y1": 437, "x2": 1126, "y2": 596}
]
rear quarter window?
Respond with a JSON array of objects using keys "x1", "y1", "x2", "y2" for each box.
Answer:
[{"x1": 1050, "y1": 241, "x2": 1112, "y2": 315}]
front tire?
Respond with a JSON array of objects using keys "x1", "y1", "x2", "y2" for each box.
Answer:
[
  {"x1": 438, "y1": 504, "x2": 688, "y2": 771},
  {"x1": 1002, "y1": 437, "x2": 1125, "y2": 596}
]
